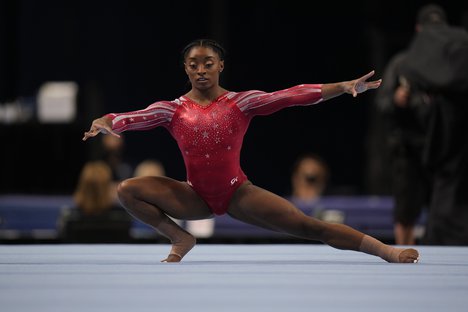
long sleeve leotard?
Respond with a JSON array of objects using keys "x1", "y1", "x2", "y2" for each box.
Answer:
[{"x1": 105, "y1": 84, "x2": 322, "y2": 214}]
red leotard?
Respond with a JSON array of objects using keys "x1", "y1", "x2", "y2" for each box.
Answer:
[{"x1": 105, "y1": 84, "x2": 322, "y2": 215}]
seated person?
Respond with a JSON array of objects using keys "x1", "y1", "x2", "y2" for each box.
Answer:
[
  {"x1": 286, "y1": 153, "x2": 330, "y2": 217},
  {"x1": 101, "y1": 134, "x2": 133, "y2": 182},
  {"x1": 58, "y1": 161, "x2": 132, "y2": 243},
  {"x1": 133, "y1": 159, "x2": 166, "y2": 177}
]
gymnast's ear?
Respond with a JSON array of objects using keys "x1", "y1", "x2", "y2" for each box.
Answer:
[{"x1": 219, "y1": 60, "x2": 224, "y2": 73}]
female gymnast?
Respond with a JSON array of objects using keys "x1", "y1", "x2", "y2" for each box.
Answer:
[{"x1": 83, "y1": 39, "x2": 419, "y2": 263}]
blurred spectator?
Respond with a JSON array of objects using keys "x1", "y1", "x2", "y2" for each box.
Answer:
[
  {"x1": 134, "y1": 159, "x2": 166, "y2": 177},
  {"x1": 290, "y1": 153, "x2": 329, "y2": 201},
  {"x1": 400, "y1": 4, "x2": 468, "y2": 245},
  {"x1": 375, "y1": 7, "x2": 434, "y2": 245},
  {"x1": 58, "y1": 161, "x2": 132, "y2": 243},
  {"x1": 99, "y1": 134, "x2": 133, "y2": 201},
  {"x1": 101, "y1": 134, "x2": 133, "y2": 181},
  {"x1": 286, "y1": 153, "x2": 329, "y2": 217}
]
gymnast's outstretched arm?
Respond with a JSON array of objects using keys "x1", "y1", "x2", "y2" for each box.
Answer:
[
  {"x1": 236, "y1": 70, "x2": 382, "y2": 117},
  {"x1": 322, "y1": 70, "x2": 382, "y2": 100}
]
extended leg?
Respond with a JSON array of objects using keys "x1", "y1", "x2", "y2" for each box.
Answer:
[
  {"x1": 228, "y1": 183, "x2": 419, "y2": 263},
  {"x1": 118, "y1": 176, "x2": 212, "y2": 262}
]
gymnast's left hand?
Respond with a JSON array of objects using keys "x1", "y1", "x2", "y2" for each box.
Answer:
[{"x1": 345, "y1": 70, "x2": 382, "y2": 97}]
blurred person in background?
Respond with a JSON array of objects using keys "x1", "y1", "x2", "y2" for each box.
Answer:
[
  {"x1": 134, "y1": 159, "x2": 166, "y2": 177},
  {"x1": 375, "y1": 6, "x2": 435, "y2": 245},
  {"x1": 100, "y1": 134, "x2": 133, "y2": 200},
  {"x1": 58, "y1": 161, "x2": 132, "y2": 243},
  {"x1": 82, "y1": 39, "x2": 419, "y2": 263},
  {"x1": 286, "y1": 153, "x2": 329, "y2": 217},
  {"x1": 400, "y1": 4, "x2": 468, "y2": 245}
]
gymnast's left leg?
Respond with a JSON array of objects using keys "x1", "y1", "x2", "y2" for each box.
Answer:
[{"x1": 227, "y1": 183, "x2": 419, "y2": 263}]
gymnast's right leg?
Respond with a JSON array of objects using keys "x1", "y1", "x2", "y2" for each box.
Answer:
[
  {"x1": 228, "y1": 183, "x2": 419, "y2": 263},
  {"x1": 117, "y1": 176, "x2": 212, "y2": 262}
]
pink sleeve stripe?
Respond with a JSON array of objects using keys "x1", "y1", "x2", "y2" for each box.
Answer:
[
  {"x1": 113, "y1": 116, "x2": 170, "y2": 132},
  {"x1": 243, "y1": 87, "x2": 322, "y2": 112},
  {"x1": 235, "y1": 84, "x2": 322, "y2": 116},
  {"x1": 233, "y1": 90, "x2": 265, "y2": 109},
  {"x1": 108, "y1": 100, "x2": 180, "y2": 133}
]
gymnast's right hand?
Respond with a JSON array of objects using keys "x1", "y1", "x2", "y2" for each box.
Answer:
[{"x1": 82, "y1": 117, "x2": 120, "y2": 141}]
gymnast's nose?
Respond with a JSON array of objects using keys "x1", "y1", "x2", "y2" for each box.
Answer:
[{"x1": 197, "y1": 65, "x2": 206, "y2": 75}]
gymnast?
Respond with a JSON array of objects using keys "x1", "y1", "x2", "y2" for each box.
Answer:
[{"x1": 83, "y1": 39, "x2": 419, "y2": 263}]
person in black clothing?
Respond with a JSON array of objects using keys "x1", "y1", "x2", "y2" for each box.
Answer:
[
  {"x1": 400, "y1": 4, "x2": 468, "y2": 245},
  {"x1": 375, "y1": 7, "x2": 434, "y2": 245}
]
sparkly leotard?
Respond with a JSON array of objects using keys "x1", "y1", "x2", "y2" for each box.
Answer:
[{"x1": 105, "y1": 84, "x2": 323, "y2": 215}]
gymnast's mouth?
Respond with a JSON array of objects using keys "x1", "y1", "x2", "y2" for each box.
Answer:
[{"x1": 197, "y1": 78, "x2": 208, "y2": 82}]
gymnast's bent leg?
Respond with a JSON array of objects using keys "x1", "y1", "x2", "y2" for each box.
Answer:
[
  {"x1": 117, "y1": 176, "x2": 213, "y2": 262},
  {"x1": 228, "y1": 183, "x2": 419, "y2": 263}
]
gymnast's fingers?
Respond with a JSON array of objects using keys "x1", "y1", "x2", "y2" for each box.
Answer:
[
  {"x1": 360, "y1": 70, "x2": 375, "y2": 82},
  {"x1": 107, "y1": 128, "x2": 121, "y2": 138},
  {"x1": 367, "y1": 79, "x2": 382, "y2": 90},
  {"x1": 82, "y1": 128, "x2": 100, "y2": 141}
]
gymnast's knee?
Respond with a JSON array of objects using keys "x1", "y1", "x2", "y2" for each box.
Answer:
[
  {"x1": 117, "y1": 177, "x2": 166, "y2": 207},
  {"x1": 117, "y1": 179, "x2": 137, "y2": 205}
]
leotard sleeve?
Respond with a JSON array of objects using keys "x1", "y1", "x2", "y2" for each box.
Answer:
[
  {"x1": 235, "y1": 84, "x2": 323, "y2": 117},
  {"x1": 104, "y1": 99, "x2": 181, "y2": 133}
]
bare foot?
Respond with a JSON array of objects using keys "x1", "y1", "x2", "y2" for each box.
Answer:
[
  {"x1": 161, "y1": 233, "x2": 196, "y2": 263},
  {"x1": 398, "y1": 248, "x2": 420, "y2": 263},
  {"x1": 161, "y1": 254, "x2": 182, "y2": 263}
]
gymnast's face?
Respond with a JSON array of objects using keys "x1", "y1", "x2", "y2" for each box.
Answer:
[{"x1": 184, "y1": 46, "x2": 224, "y2": 91}]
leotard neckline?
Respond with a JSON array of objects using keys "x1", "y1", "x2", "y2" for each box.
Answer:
[{"x1": 181, "y1": 91, "x2": 231, "y2": 109}]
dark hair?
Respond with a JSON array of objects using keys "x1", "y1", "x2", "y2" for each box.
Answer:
[
  {"x1": 417, "y1": 4, "x2": 447, "y2": 26},
  {"x1": 181, "y1": 39, "x2": 226, "y2": 63},
  {"x1": 291, "y1": 153, "x2": 329, "y2": 183}
]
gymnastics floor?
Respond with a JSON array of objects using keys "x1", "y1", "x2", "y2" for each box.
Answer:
[{"x1": 1, "y1": 244, "x2": 467, "y2": 312}]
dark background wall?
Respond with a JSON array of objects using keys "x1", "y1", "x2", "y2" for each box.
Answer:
[{"x1": 1, "y1": 0, "x2": 467, "y2": 195}]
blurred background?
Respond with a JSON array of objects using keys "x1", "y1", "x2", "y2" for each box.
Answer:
[{"x1": 1, "y1": 0, "x2": 467, "y2": 243}]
